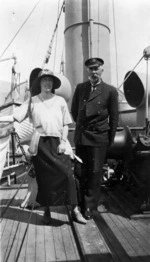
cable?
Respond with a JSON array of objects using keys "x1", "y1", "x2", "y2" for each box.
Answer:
[
  {"x1": 60, "y1": 39, "x2": 65, "y2": 74},
  {"x1": 0, "y1": 0, "x2": 41, "y2": 60},
  {"x1": 42, "y1": 0, "x2": 65, "y2": 68}
]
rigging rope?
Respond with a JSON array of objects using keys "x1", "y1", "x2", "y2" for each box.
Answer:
[
  {"x1": 60, "y1": 39, "x2": 65, "y2": 74},
  {"x1": 42, "y1": 0, "x2": 65, "y2": 69},
  {"x1": 0, "y1": 0, "x2": 41, "y2": 60}
]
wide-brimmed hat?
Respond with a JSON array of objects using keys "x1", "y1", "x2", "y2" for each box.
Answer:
[
  {"x1": 29, "y1": 68, "x2": 61, "y2": 96},
  {"x1": 85, "y1": 57, "x2": 104, "y2": 68}
]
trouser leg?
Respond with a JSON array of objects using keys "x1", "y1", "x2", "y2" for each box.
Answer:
[{"x1": 75, "y1": 145, "x2": 107, "y2": 211}]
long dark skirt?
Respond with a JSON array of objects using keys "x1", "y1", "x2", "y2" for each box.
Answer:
[{"x1": 32, "y1": 136, "x2": 78, "y2": 206}]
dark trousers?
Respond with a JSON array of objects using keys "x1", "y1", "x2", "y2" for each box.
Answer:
[{"x1": 74, "y1": 145, "x2": 107, "y2": 210}]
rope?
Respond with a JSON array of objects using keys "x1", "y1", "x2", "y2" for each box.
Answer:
[
  {"x1": 0, "y1": 0, "x2": 41, "y2": 60},
  {"x1": 42, "y1": 0, "x2": 65, "y2": 68},
  {"x1": 60, "y1": 39, "x2": 65, "y2": 74}
]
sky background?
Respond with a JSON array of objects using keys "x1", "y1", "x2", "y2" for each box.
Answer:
[{"x1": 0, "y1": 0, "x2": 150, "y2": 101}]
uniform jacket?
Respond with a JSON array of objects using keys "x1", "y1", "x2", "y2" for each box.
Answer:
[{"x1": 71, "y1": 80, "x2": 118, "y2": 146}]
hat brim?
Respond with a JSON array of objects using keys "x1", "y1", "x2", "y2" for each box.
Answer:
[
  {"x1": 29, "y1": 68, "x2": 61, "y2": 96},
  {"x1": 29, "y1": 68, "x2": 41, "y2": 96},
  {"x1": 85, "y1": 57, "x2": 104, "y2": 67},
  {"x1": 87, "y1": 64, "x2": 101, "y2": 68}
]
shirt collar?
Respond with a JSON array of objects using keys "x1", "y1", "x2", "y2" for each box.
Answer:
[{"x1": 89, "y1": 79, "x2": 101, "y2": 87}]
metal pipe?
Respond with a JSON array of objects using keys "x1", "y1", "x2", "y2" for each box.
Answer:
[
  {"x1": 89, "y1": 19, "x2": 94, "y2": 57},
  {"x1": 88, "y1": 0, "x2": 93, "y2": 57},
  {"x1": 145, "y1": 59, "x2": 149, "y2": 135},
  {"x1": 64, "y1": 21, "x2": 110, "y2": 34},
  {"x1": 0, "y1": 55, "x2": 16, "y2": 63},
  {"x1": 11, "y1": 132, "x2": 16, "y2": 165}
]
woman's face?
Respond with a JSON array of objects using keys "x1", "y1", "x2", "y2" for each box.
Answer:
[{"x1": 40, "y1": 76, "x2": 53, "y2": 94}]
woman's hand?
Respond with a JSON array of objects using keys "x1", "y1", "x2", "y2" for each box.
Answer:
[{"x1": 57, "y1": 141, "x2": 66, "y2": 154}]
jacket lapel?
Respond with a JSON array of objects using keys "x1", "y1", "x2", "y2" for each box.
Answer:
[{"x1": 83, "y1": 82, "x2": 91, "y2": 100}]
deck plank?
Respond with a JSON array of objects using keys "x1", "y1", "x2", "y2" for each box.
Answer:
[
  {"x1": 95, "y1": 187, "x2": 150, "y2": 262},
  {"x1": 1, "y1": 218, "x2": 16, "y2": 261},
  {"x1": 50, "y1": 207, "x2": 69, "y2": 261},
  {"x1": 56, "y1": 206, "x2": 81, "y2": 261},
  {"x1": 93, "y1": 212, "x2": 130, "y2": 262},
  {"x1": 1, "y1": 184, "x2": 150, "y2": 262},
  {"x1": 101, "y1": 211, "x2": 141, "y2": 260},
  {"x1": 22, "y1": 213, "x2": 36, "y2": 262},
  {"x1": 108, "y1": 212, "x2": 150, "y2": 261},
  {"x1": 44, "y1": 223, "x2": 56, "y2": 262},
  {"x1": 34, "y1": 208, "x2": 46, "y2": 262},
  {"x1": 106, "y1": 188, "x2": 150, "y2": 250},
  {"x1": 73, "y1": 218, "x2": 113, "y2": 262}
]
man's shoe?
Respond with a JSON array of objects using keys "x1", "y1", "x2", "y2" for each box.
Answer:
[
  {"x1": 97, "y1": 204, "x2": 107, "y2": 213},
  {"x1": 84, "y1": 208, "x2": 93, "y2": 220},
  {"x1": 72, "y1": 210, "x2": 87, "y2": 224},
  {"x1": 140, "y1": 201, "x2": 150, "y2": 212}
]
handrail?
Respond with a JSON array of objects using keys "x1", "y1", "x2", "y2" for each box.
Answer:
[{"x1": 0, "y1": 101, "x2": 21, "y2": 111}]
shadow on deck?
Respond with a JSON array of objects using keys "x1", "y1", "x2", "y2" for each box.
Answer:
[{"x1": 0, "y1": 183, "x2": 150, "y2": 262}]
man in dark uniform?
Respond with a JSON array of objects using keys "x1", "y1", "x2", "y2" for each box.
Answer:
[{"x1": 71, "y1": 57, "x2": 118, "y2": 219}]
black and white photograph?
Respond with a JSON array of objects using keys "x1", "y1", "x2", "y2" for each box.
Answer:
[{"x1": 0, "y1": 0, "x2": 150, "y2": 261}]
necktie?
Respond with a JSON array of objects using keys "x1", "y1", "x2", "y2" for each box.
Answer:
[{"x1": 91, "y1": 85, "x2": 96, "y2": 93}]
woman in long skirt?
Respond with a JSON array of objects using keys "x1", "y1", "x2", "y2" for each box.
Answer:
[{"x1": 0, "y1": 68, "x2": 87, "y2": 224}]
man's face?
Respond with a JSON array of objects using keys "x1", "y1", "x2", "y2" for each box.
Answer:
[{"x1": 86, "y1": 65, "x2": 103, "y2": 84}]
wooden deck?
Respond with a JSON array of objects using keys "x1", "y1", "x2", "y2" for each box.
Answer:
[{"x1": 0, "y1": 183, "x2": 150, "y2": 262}]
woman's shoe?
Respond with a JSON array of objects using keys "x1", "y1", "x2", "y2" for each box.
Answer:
[{"x1": 72, "y1": 209, "x2": 87, "y2": 224}]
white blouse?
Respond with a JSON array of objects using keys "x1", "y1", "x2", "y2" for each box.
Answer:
[{"x1": 13, "y1": 94, "x2": 73, "y2": 155}]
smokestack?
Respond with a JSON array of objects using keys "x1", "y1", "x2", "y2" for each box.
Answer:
[{"x1": 64, "y1": 0, "x2": 111, "y2": 107}]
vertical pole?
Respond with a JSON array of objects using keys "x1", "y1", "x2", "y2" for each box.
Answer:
[
  {"x1": 88, "y1": 0, "x2": 94, "y2": 58},
  {"x1": 11, "y1": 131, "x2": 15, "y2": 165},
  {"x1": 145, "y1": 59, "x2": 149, "y2": 135},
  {"x1": 7, "y1": 175, "x2": 11, "y2": 186},
  {"x1": 7, "y1": 143, "x2": 10, "y2": 167}
]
